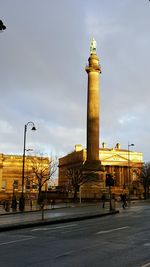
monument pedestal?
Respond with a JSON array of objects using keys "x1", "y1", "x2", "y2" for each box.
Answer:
[{"x1": 83, "y1": 160, "x2": 105, "y2": 172}]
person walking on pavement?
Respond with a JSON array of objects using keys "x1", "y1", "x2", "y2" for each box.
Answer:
[
  {"x1": 11, "y1": 195, "x2": 17, "y2": 212},
  {"x1": 30, "y1": 199, "x2": 33, "y2": 210},
  {"x1": 5, "y1": 200, "x2": 10, "y2": 212},
  {"x1": 101, "y1": 193, "x2": 106, "y2": 208},
  {"x1": 121, "y1": 193, "x2": 127, "y2": 209},
  {"x1": 51, "y1": 199, "x2": 55, "y2": 209}
]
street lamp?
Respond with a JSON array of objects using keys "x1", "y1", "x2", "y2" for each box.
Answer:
[
  {"x1": 128, "y1": 142, "x2": 135, "y2": 201},
  {"x1": 0, "y1": 20, "x2": 6, "y2": 31},
  {"x1": 20, "y1": 121, "x2": 36, "y2": 211}
]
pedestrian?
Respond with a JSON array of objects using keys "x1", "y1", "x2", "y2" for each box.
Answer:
[
  {"x1": 5, "y1": 200, "x2": 10, "y2": 212},
  {"x1": 51, "y1": 199, "x2": 55, "y2": 209},
  {"x1": 30, "y1": 199, "x2": 32, "y2": 210},
  {"x1": 11, "y1": 195, "x2": 17, "y2": 212},
  {"x1": 3, "y1": 200, "x2": 6, "y2": 209},
  {"x1": 101, "y1": 194, "x2": 106, "y2": 208},
  {"x1": 121, "y1": 193, "x2": 127, "y2": 209},
  {"x1": 19, "y1": 196, "x2": 25, "y2": 212}
]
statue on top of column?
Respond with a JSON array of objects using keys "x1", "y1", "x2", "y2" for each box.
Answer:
[{"x1": 90, "y1": 38, "x2": 97, "y2": 55}]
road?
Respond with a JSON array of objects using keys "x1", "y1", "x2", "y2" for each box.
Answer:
[{"x1": 0, "y1": 202, "x2": 149, "y2": 267}]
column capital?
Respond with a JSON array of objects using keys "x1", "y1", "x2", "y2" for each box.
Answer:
[{"x1": 85, "y1": 53, "x2": 101, "y2": 73}]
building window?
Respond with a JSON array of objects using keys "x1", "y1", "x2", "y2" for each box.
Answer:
[
  {"x1": 26, "y1": 181, "x2": 30, "y2": 190},
  {"x1": 2, "y1": 180, "x2": 6, "y2": 190},
  {"x1": 32, "y1": 184, "x2": 38, "y2": 190},
  {"x1": 13, "y1": 180, "x2": 18, "y2": 189}
]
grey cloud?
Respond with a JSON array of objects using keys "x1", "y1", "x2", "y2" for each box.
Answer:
[{"x1": 0, "y1": 0, "x2": 150, "y2": 162}]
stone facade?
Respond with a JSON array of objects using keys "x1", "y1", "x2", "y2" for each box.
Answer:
[
  {"x1": 0, "y1": 153, "x2": 50, "y2": 200},
  {"x1": 58, "y1": 144, "x2": 143, "y2": 198}
]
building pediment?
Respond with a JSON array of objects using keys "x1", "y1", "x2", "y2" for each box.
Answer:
[{"x1": 101, "y1": 154, "x2": 128, "y2": 162}]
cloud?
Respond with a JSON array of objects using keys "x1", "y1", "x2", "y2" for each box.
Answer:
[
  {"x1": 0, "y1": 120, "x2": 14, "y2": 134},
  {"x1": 0, "y1": 0, "x2": 150, "y2": 162}
]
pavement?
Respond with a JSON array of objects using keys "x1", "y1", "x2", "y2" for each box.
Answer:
[{"x1": 0, "y1": 202, "x2": 119, "y2": 232}]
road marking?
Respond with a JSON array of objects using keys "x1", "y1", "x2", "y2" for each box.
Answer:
[
  {"x1": 31, "y1": 228, "x2": 50, "y2": 231},
  {"x1": 144, "y1": 243, "x2": 150, "y2": 247},
  {"x1": 62, "y1": 228, "x2": 83, "y2": 234},
  {"x1": 141, "y1": 263, "x2": 150, "y2": 267},
  {"x1": 96, "y1": 226, "x2": 129, "y2": 234},
  {"x1": 0, "y1": 237, "x2": 35, "y2": 246},
  {"x1": 31, "y1": 224, "x2": 77, "y2": 232},
  {"x1": 55, "y1": 250, "x2": 75, "y2": 258}
]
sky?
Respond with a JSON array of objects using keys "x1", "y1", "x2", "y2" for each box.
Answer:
[{"x1": 0, "y1": 0, "x2": 150, "y2": 162}]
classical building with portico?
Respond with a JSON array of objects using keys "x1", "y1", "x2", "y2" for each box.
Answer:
[{"x1": 58, "y1": 143, "x2": 143, "y2": 198}]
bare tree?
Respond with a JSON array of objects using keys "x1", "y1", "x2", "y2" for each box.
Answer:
[
  {"x1": 140, "y1": 162, "x2": 150, "y2": 199},
  {"x1": 66, "y1": 164, "x2": 99, "y2": 201},
  {"x1": 27, "y1": 155, "x2": 58, "y2": 203},
  {"x1": 67, "y1": 165, "x2": 82, "y2": 200}
]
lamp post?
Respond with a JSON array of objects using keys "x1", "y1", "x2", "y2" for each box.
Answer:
[
  {"x1": 0, "y1": 20, "x2": 6, "y2": 31},
  {"x1": 20, "y1": 121, "x2": 36, "y2": 211},
  {"x1": 128, "y1": 142, "x2": 135, "y2": 201}
]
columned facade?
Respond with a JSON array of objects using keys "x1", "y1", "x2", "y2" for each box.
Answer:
[{"x1": 58, "y1": 144, "x2": 143, "y2": 198}]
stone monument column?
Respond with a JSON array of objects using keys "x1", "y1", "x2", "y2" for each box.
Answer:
[{"x1": 84, "y1": 38, "x2": 103, "y2": 171}]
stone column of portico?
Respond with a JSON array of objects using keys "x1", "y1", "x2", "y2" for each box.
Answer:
[{"x1": 83, "y1": 39, "x2": 104, "y2": 172}]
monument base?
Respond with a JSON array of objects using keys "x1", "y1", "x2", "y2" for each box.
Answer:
[{"x1": 83, "y1": 160, "x2": 105, "y2": 172}]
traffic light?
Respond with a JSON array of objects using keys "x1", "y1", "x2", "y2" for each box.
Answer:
[{"x1": 105, "y1": 174, "x2": 115, "y2": 187}]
